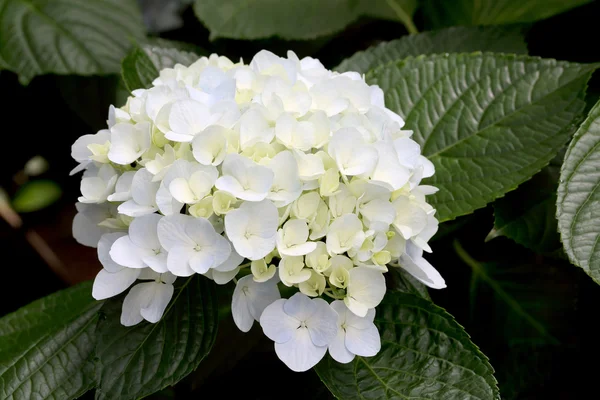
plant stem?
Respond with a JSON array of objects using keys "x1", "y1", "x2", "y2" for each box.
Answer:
[{"x1": 385, "y1": 0, "x2": 419, "y2": 34}]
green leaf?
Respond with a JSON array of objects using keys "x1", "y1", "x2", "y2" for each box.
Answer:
[
  {"x1": 557, "y1": 100, "x2": 600, "y2": 284},
  {"x1": 487, "y1": 166, "x2": 561, "y2": 254},
  {"x1": 315, "y1": 291, "x2": 498, "y2": 400},
  {"x1": 0, "y1": 0, "x2": 145, "y2": 84},
  {"x1": 193, "y1": 0, "x2": 417, "y2": 40},
  {"x1": 367, "y1": 53, "x2": 596, "y2": 222},
  {"x1": 12, "y1": 180, "x2": 62, "y2": 213},
  {"x1": 121, "y1": 42, "x2": 201, "y2": 92},
  {"x1": 0, "y1": 281, "x2": 102, "y2": 400},
  {"x1": 95, "y1": 275, "x2": 219, "y2": 400},
  {"x1": 423, "y1": 0, "x2": 591, "y2": 28},
  {"x1": 454, "y1": 240, "x2": 558, "y2": 345},
  {"x1": 336, "y1": 25, "x2": 528, "y2": 74}
]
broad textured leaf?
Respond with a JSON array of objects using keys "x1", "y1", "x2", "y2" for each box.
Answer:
[
  {"x1": 315, "y1": 292, "x2": 498, "y2": 399},
  {"x1": 95, "y1": 275, "x2": 219, "y2": 400},
  {"x1": 368, "y1": 53, "x2": 596, "y2": 222},
  {"x1": 0, "y1": 0, "x2": 145, "y2": 84},
  {"x1": 488, "y1": 166, "x2": 561, "y2": 254},
  {"x1": 424, "y1": 0, "x2": 591, "y2": 28},
  {"x1": 121, "y1": 42, "x2": 200, "y2": 92},
  {"x1": 193, "y1": 0, "x2": 417, "y2": 40},
  {"x1": 336, "y1": 25, "x2": 527, "y2": 74},
  {"x1": 0, "y1": 281, "x2": 101, "y2": 400},
  {"x1": 557, "y1": 100, "x2": 600, "y2": 284},
  {"x1": 12, "y1": 180, "x2": 62, "y2": 213}
]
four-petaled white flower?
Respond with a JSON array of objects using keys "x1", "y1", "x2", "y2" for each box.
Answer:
[
  {"x1": 225, "y1": 200, "x2": 278, "y2": 260},
  {"x1": 344, "y1": 266, "x2": 386, "y2": 317},
  {"x1": 157, "y1": 214, "x2": 231, "y2": 276},
  {"x1": 276, "y1": 219, "x2": 317, "y2": 256},
  {"x1": 108, "y1": 122, "x2": 151, "y2": 165},
  {"x1": 215, "y1": 154, "x2": 274, "y2": 201},
  {"x1": 110, "y1": 214, "x2": 168, "y2": 273},
  {"x1": 78, "y1": 164, "x2": 118, "y2": 204},
  {"x1": 118, "y1": 168, "x2": 160, "y2": 217},
  {"x1": 232, "y1": 274, "x2": 281, "y2": 332},
  {"x1": 326, "y1": 214, "x2": 365, "y2": 255},
  {"x1": 328, "y1": 300, "x2": 381, "y2": 363},
  {"x1": 162, "y1": 159, "x2": 218, "y2": 205},
  {"x1": 70, "y1": 129, "x2": 110, "y2": 175},
  {"x1": 328, "y1": 128, "x2": 378, "y2": 177},
  {"x1": 260, "y1": 293, "x2": 338, "y2": 371}
]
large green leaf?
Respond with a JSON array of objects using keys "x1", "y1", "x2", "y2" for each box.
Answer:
[
  {"x1": 315, "y1": 291, "x2": 498, "y2": 399},
  {"x1": 557, "y1": 100, "x2": 600, "y2": 284},
  {"x1": 0, "y1": 0, "x2": 145, "y2": 84},
  {"x1": 193, "y1": 0, "x2": 417, "y2": 40},
  {"x1": 95, "y1": 275, "x2": 219, "y2": 400},
  {"x1": 423, "y1": 0, "x2": 591, "y2": 28},
  {"x1": 121, "y1": 42, "x2": 200, "y2": 92},
  {"x1": 0, "y1": 281, "x2": 101, "y2": 400},
  {"x1": 487, "y1": 166, "x2": 561, "y2": 254},
  {"x1": 368, "y1": 53, "x2": 596, "y2": 222},
  {"x1": 336, "y1": 25, "x2": 527, "y2": 74}
]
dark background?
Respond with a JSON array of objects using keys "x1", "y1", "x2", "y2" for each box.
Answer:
[{"x1": 2, "y1": 2, "x2": 600, "y2": 399}]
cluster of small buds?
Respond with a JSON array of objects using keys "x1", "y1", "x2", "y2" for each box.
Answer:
[{"x1": 71, "y1": 50, "x2": 445, "y2": 371}]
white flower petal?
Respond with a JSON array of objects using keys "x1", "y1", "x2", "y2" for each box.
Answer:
[
  {"x1": 131, "y1": 168, "x2": 160, "y2": 206},
  {"x1": 117, "y1": 200, "x2": 158, "y2": 217},
  {"x1": 398, "y1": 242, "x2": 446, "y2": 289},
  {"x1": 260, "y1": 298, "x2": 300, "y2": 343},
  {"x1": 225, "y1": 200, "x2": 278, "y2": 260},
  {"x1": 120, "y1": 283, "x2": 151, "y2": 326},
  {"x1": 157, "y1": 214, "x2": 195, "y2": 251},
  {"x1": 110, "y1": 236, "x2": 146, "y2": 269},
  {"x1": 140, "y1": 283, "x2": 174, "y2": 323},
  {"x1": 97, "y1": 232, "x2": 127, "y2": 272},
  {"x1": 328, "y1": 329, "x2": 355, "y2": 364},
  {"x1": 345, "y1": 324, "x2": 381, "y2": 357},
  {"x1": 232, "y1": 277, "x2": 255, "y2": 332},
  {"x1": 283, "y1": 292, "x2": 317, "y2": 321},
  {"x1": 214, "y1": 245, "x2": 243, "y2": 272},
  {"x1": 345, "y1": 267, "x2": 386, "y2": 317},
  {"x1": 142, "y1": 253, "x2": 168, "y2": 273},
  {"x1": 166, "y1": 246, "x2": 196, "y2": 276},
  {"x1": 129, "y1": 214, "x2": 162, "y2": 250},
  {"x1": 274, "y1": 328, "x2": 327, "y2": 372},
  {"x1": 306, "y1": 298, "x2": 338, "y2": 346},
  {"x1": 92, "y1": 268, "x2": 140, "y2": 300}
]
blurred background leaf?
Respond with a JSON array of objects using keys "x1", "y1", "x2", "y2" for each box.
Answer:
[
  {"x1": 12, "y1": 180, "x2": 62, "y2": 213},
  {"x1": 423, "y1": 0, "x2": 592, "y2": 28},
  {"x1": 193, "y1": 0, "x2": 418, "y2": 40},
  {"x1": 0, "y1": 0, "x2": 145, "y2": 84}
]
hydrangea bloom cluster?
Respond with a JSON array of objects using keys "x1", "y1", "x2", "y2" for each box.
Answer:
[{"x1": 71, "y1": 50, "x2": 445, "y2": 372}]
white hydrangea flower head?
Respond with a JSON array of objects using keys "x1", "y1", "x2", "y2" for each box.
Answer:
[{"x1": 71, "y1": 49, "x2": 445, "y2": 371}]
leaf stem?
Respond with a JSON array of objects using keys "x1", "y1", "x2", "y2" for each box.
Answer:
[
  {"x1": 385, "y1": 0, "x2": 419, "y2": 34},
  {"x1": 453, "y1": 239, "x2": 559, "y2": 345}
]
